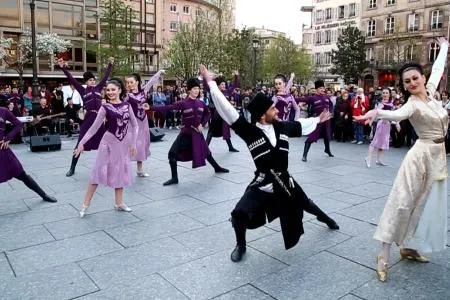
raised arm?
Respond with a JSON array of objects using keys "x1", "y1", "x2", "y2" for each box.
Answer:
[
  {"x1": 79, "y1": 106, "x2": 107, "y2": 146},
  {"x1": 226, "y1": 73, "x2": 239, "y2": 95},
  {"x1": 142, "y1": 70, "x2": 165, "y2": 94},
  {"x1": 427, "y1": 38, "x2": 448, "y2": 96},
  {"x1": 285, "y1": 73, "x2": 294, "y2": 94},
  {"x1": 4, "y1": 109, "x2": 23, "y2": 141},
  {"x1": 97, "y1": 59, "x2": 114, "y2": 89},
  {"x1": 58, "y1": 59, "x2": 85, "y2": 95}
]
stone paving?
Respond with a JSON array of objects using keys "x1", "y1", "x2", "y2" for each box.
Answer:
[{"x1": 1, "y1": 129, "x2": 449, "y2": 300}]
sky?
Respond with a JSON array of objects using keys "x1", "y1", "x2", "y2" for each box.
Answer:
[{"x1": 235, "y1": 0, "x2": 311, "y2": 44}]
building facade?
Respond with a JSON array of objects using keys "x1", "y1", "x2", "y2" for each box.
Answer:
[
  {"x1": 302, "y1": 0, "x2": 362, "y2": 89},
  {"x1": 360, "y1": 0, "x2": 449, "y2": 91}
]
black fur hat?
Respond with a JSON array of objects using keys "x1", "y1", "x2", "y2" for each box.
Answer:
[
  {"x1": 247, "y1": 93, "x2": 274, "y2": 122},
  {"x1": 83, "y1": 71, "x2": 95, "y2": 82},
  {"x1": 186, "y1": 78, "x2": 200, "y2": 91},
  {"x1": 315, "y1": 79, "x2": 324, "y2": 89},
  {"x1": 215, "y1": 76, "x2": 226, "y2": 86}
]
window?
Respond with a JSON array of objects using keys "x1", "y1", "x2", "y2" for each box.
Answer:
[
  {"x1": 314, "y1": 53, "x2": 321, "y2": 65},
  {"x1": 383, "y1": 47, "x2": 393, "y2": 63},
  {"x1": 52, "y1": 3, "x2": 83, "y2": 37},
  {"x1": 338, "y1": 6, "x2": 345, "y2": 19},
  {"x1": 146, "y1": 13, "x2": 155, "y2": 24},
  {"x1": 196, "y1": 8, "x2": 202, "y2": 17},
  {"x1": 429, "y1": 43, "x2": 440, "y2": 62},
  {"x1": 315, "y1": 32, "x2": 322, "y2": 44},
  {"x1": 367, "y1": 20, "x2": 376, "y2": 37},
  {"x1": 325, "y1": 52, "x2": 332, "y2": 64},
  {"x1": 181, "y1": 23, "x2": 189, "y2": 30},
  {"x1": 170, "y1": 21, "x2": 178, "y2": 31},
  {"x1": 315, "y1": 10, "x2": 323, "y2": 23},
  {"x1": 0, "y1": 0, "x2": 20, "y2": 27},
  {"x1": 145, "y1": 32, "x2": 155, "y2": 44},
  {"x1": 366, "y1": 48, "x2": 374, "y2": 61},
  {"x1": 325, "y1": 30, "x2": 331, "y2": 43},
  {"x1": 349, "y1": 3, "x2": 356, "y2": 17},
  {"x1": 386, "y1": 0, "x2": 396, "y2": 5},
  {"x1": 145, "y1": 0, "x2": 154, "y2": 3},
  {"x1": 408, "y1": 13, "x2": 419, "y2": 32},
  {"x1": 404, "y1": 45, "x2": 417, "y2": 61},
  {"x1": 85, "y1": 10, "x2": 98, "y2": 39},
  {"x1": 431, "y1": 10, "x2": 443, "y2": 30},
  {"x1": 37, "y1": 1, "x2": 50, "y2": 31},
  {"x1": 369, "y1": 0, "x2": 377, "y2": 9},
  {"x1": 385, "y1": 17, "x2": 395, "y2": 34},
  {"x1": 170, "y1": 4, "x2": 177, "y2": 13},
  {"x1": 325, "y1": 8, "x2": 332, "y2": 20},
  {"x1": 85, "y1": 0, "x2": 97, "y2": 7},
  {"x1": 183, "y1": 5, "x2": 190, "y2": 14}
]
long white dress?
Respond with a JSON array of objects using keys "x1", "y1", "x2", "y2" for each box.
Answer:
[{"x1": 373, "y1": 42, "x2": 448, "y2": 253}]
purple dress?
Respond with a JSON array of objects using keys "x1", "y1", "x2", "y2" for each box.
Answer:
[
  {"x1": 0, "y1": 108, "x2": 24, "y2": 183},
  {"x1": 273, "y1": 94, "x2": 300, "y2": 121},
  {"x1": 370, "y1": 102, "x2": 394, "y2": 150},
  {"x1": 153, "y1": 98, "x2": 211, "y2": 168},
  {"x1": 61, "y1": 64, "x2": 112, "y2": 151},
  {"x1": 80, "y1": 102, "x2": 138, "y2": 188},
  {"x1": 125, "y1": 71, "x2": 163, "y2": 161},
  {"x1": 300, "y1": 95, "x2": 333, "y2": 143}
]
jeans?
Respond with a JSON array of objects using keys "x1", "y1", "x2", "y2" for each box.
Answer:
[{"x1": 353, "y1": 121, "x2": 364, "y2": 142}]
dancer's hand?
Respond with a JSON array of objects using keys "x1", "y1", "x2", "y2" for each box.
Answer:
[
  {"x1": 57, "y1": 58, "x2": 65, "y2": 68},
  {"x1": 199, "y1": 65, "x2": 212, "y2": 83},
  {"x1": 0, "y1": 140, "x2": 10, "y2": 149},
  {"x1": 159, "y1": 69, "x2": 166, "y2": 75},
  {"x1": 108, "y1": 57, "x2": 115, "y2": 64},
  {"x1": 197, "y1": 124, "x2": 203, "y2": 132},
  {"x1": 142, "y1": 103, "x2": 150, "y2": 110},
  {"x1": 354, "y1": 109, "x2": 377, "y2": 124},
  {"x1": 290, "y1": 73, "x2": 295, "y2": 79},
  {"x1": 318, "y1": 109, "x2": 331, "y2": 123},
  {"x1": 130, "y1": 146, "x2": 137, "y2": 157},
  {"x1": 436, "y1": 37, "x2": 448, "y2": 47},
  {"x1": 74, "y1": 144, "x2": 84, "y2": 158}
]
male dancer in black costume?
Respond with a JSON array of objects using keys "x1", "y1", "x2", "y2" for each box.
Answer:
[{"x1": 200, "y1": 65, "x2": 339, "y2": 262}]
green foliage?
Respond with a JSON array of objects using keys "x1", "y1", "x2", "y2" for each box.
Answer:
[
  {"x1": 263, "y1": 36, "x2": 312, "y2": 84},
  {"x1": 88, "y1": 0, "x2": 138, "y2": 76},
  {"x1": 330, "y1": 25, "x2": 368, "y2": 84}
]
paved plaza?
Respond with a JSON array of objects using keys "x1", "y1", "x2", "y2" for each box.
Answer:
[{"x1": 0, "y1": 130, "x2": 449, "y2": 300}]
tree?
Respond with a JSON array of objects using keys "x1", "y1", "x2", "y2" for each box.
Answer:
[
  {"x1": 88, "y1": 0, "x2": 138, "y2": 76},
  {"x1": 262, "y1": 36, "x2": 313, "y2": 84},
  {"x1": 0, "y1": 32, "x2": 71, "y2": 91},
  {"x1": 330, "y1": 25, "x2": 368, "y2": 84}
]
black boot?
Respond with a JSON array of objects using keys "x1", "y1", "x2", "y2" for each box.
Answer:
[
  {"x1": 304, "y1": 199, "x2": 339, "y2": 230},
  {"x1": 66, "y1": 155, "x2": 79, "y2": 177},
  {"x1": 206, "y1": 155, "x2": 229, "y2": 173},
  {"x1": 17, "y1": 172, "x2": 57, "y2": 202},
  {"x1": 324, "y1": 138, "x2": 334, "y2": 157},
  {"x1": 230, "y1": 216, "x2": 247, "y2": 262},
  {"x1": 302, "y1": 142, "x2": 312, "y2": 162},
  {"x1": 206, "y1": 131, "x2": 212, "y2": 146},
  {"x1": 163, "y1": 159, "x2": 179, "y2": 186},
  {"x1": 226, "y1": 139, "x2": 239, "y2": 152}
]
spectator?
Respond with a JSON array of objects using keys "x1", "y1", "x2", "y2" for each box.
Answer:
[{"x1": 152, "y1": 86, "x2": 167, "y2": 128}]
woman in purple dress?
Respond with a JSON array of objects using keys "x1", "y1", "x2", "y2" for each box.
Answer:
[
  {"x1": 0, "y1": 107, "x2": 56, "y2": 202},
  {"x1": 365, "y1": 88, "x2": 395, "y2": 167},
  {"x1": 125, "y1": 69, "x2": 165, "y2": 177},
  {"x1": 57, "y1": 57, "x2": 114, "y2": 177},
  {"x1": 75, "y1": 79, "x2": 138, "y2": 218},
  {"x1": 272, "y1": 73, "x2": 299, "y2": 121}
]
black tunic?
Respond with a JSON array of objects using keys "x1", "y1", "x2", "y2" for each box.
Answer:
[{"x1": 230, "y1": 115, "x2": 309, "y2": 250}]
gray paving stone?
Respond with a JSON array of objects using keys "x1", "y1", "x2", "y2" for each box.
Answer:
[
  {"x1": 0, "y1": 263, "x2": 98, "y2": 300},
  {"x1": 213, "y1": 285, "x2": 274, "y2": 300},
  {"x1": 309, "y1": 195, "x2": 354, "y2": 213},
  {"x1": 298, "y1": 183, "x2": 335, "y2": 197},
  {"x1": 7, "y1": 231, "x2": 123, "y2": 276},
  {"x1": 290, "y1": 170, "x2": 340, "y2": 185},
  {"x1": 248, "y1": 222, "x2": 350, "y2": 265},
  {"x1": 0, "y1": 225, "x2": 54, "y2": 252},
  {"x1": 131, "y1": 195, "x2": 208, "y2": 220},
  {"x1": 311, "y1": 213, "x2": 376, "y2": 237},
  {"x1": 353, "y1": 260, "x2": 450, "y2": 300},
  {"x1": 338, "y1": 295, "x2": 364, "y2": 300},
  {"x1": 79, "y1": 237, "x2": 209, "y2": 289},
  {"x1": 343, "y1": 182, "x2": 392, "y2": 199},
  {"x1": 322, "y1": 164, "x2": 364, "y2": 176},
  {"x1": 320, "y1": 190, "x2": 372, "y2": 205},
  {"x1": 172, "y1": 221, "x2": 276, "y2": 254},
  {"x1": 0, "y1": 253, "x2": 14, "y2": 280},
  {"x1": 428, "y1": 247, "x2": 450, "y2": 270},
  {"x1": 252, "y1": 251, "x2": 373, "y2": 300},
  {"x1": 106, "y1": 213, "x2": 205, "y2": 247},
  {"x1": 264, "y1": 213, "x2": 315, "y2": 232},
  {"x1": 79, "y1": 274, "x2": 188, "y2": 300},
  {"x1": 44, "y1": 210, "x2": 141, "y2": 240},
  {"x1": 0, "y1": 198, "x2": 29, "y2": 216},
  {"x1": 187, "y1": 182, "x2": 247, "y2": 204},
  {"x1": 161, "y1": 248, "x2": 287, "y2": 300},
  {"x1": 338, "y1": 199, "x2": 386, "y2": 225},
  {"x1": 181, "y1": 199, "x2": 237, "y2": 226},
  {"x1": 327, "y1": 233, "x2": 402, "y2": 269},
  {"x1": 0, "y1": 204, "x2": 77, "y2": 231}
]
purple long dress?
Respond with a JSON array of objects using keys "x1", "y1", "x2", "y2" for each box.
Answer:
[
  {"x1": 300, "y1": 94, "x2": 333, "y2": 143},
  {"x1": 125, "y1": 70, "x2": 163, "y2": 161},
  {"x1": 153, "y1": 97, "x2": 211, "y2": 168},
  {"x1": 79, "y1": 102, "x2": 138, "y2": 188},
  {"x1": 0, "y1": 108, "x2": 24, "y2": 183},
  {"x1": 370, "y1": 102, "x2": 394, "y2": 150},
  {"x1": 61, "y1": 64, "x2": 112, "y2": 151}
]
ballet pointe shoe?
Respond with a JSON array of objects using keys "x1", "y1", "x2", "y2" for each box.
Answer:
[
  {"x1": 376, "y1": 255, "x2": 389, "y2": 282},
  {"x1": 400, "y1": 248, "x2": 429, "y2": 263}
]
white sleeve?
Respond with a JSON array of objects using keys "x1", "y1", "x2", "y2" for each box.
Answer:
[
  {"x1": 297, "y1": 117, "x2": 320, "y2": 135},
  {"x1": 207, "y1": 80, "x2": 239, "y2": 125},
  {"x1": 427, "y1": 42, "x2": 448, "y2": 96}
]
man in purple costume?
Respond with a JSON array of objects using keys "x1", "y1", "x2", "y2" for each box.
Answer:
[
  {"x1": 152, "y1": 78, "x2": 229, "y2": 186},
  {"x1": 272, "y1": 73, "x2": 299, "y2": 121},
  {"x1": 57, "y1": 57, "x2": 114, "y2": 177},
  {"x1": 0, "y1": 107, "x2": 57, "y2": 202},
  {"x1": 205, "y1": 72, "x2": 239, "y2": 152},
  {"x1": 300, "y1": 79, "x2": 334, "y2": 162}
]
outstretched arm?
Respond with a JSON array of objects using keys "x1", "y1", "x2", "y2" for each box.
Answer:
[
  {"x1": 79, "y1": 106, "x2": 107, "y2": 146},
  {"x1": 57, "y1": 58, "x2": 85, "y2": 95},
  {"x1": 427, "y1": 37, "x2": 448, "y2": 96},
  {"x1": 97, "y1": 58, "x2": 114, "y2": 88},
  {"x1": 296, "y1": 117, "x2": 320, "y2": 135},
  {"x1": 142, "y1": 70, "x2": 165, "y2": 94},
  {"x1": 285, "y1": 73, "x2": 294, "y2": 94},
  {"x1": 4, "y1": 109, "x2": 23, "y2": 141}
]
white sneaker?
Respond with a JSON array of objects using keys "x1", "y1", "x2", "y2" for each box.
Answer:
[
  {"x1": 364, "y1": 157, "x2": 371, "y2": 168},
  {"x1": 376, "y1": 161, "x2": 388, "y2": 166},
  {"x1": 351, "y1": 140, "x2": 357, "y2": 144},
  {"x1": 357, "y1": 141, "x2": 363, "y2": 145}
]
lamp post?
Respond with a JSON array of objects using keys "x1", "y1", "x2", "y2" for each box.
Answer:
[
  {"x1": 252, "y1": 38, "x2": 260, "y2": 87},
  {"x1": 30, "y1": 0, "x2": 40, "y2": 102}
]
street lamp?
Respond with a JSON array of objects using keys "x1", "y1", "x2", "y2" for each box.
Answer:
[
  {"x1": 252, "y1": 38, "x2": 260, "y2": 87},
  {"x1": 30, "y1": 0, "x2": 40, "y2": 103}
]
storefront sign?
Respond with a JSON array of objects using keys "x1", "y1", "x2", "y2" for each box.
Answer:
[{"x1": 315, "y1": 20, "x2": 356, "y2": 30}]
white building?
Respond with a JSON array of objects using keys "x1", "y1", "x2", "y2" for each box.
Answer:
[{"x1": 302, "y1": 1, "x2": 361, "y2": 89}]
